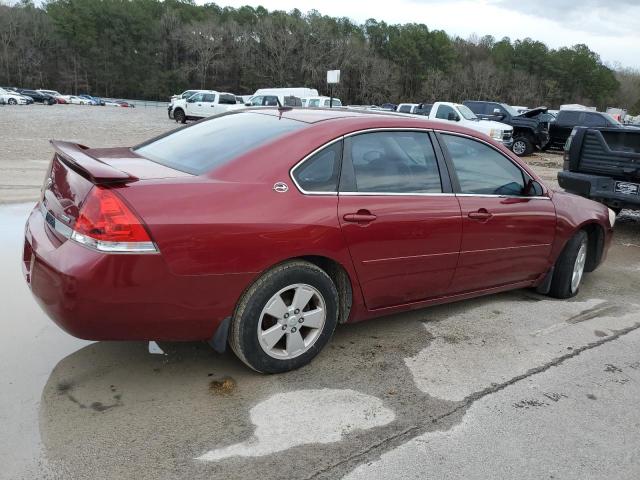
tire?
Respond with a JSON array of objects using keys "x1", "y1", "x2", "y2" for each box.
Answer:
[
  {"x1": 8, "y1": 98, "x2": 17, "y2": 105},
  {"x1": 229, "y1": 260, "x2": 339, "y2": 373},
  {"x1": 174, "y1": 108, "x2": 186, "y2": 124},
  {"x1": 512, "y1": 136, "x2": 533, "y2": 156},
  {"x1": 548, "y1": 230, "x2": 588, "y2": 299}
]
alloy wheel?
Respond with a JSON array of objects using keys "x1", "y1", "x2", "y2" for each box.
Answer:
[
  {"x1": 513, "y1": 140, "x2": 526, "y2": 155},
  {"x1": 257, "y1": 283, "x2": 326, "y2": 360},
  {"x1": 571, "y1": 239, "x2": 587, "y2": 293}
]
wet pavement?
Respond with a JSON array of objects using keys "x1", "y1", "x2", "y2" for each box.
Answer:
[{"x1": 1, "y1": 202, "x2": 640, "y2": 480}]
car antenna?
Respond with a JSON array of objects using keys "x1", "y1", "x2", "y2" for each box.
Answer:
[{"x1": 276, "y1": 97, "x2": 292, "y2": 112}]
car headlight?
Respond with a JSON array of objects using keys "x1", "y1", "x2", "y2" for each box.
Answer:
[
  {"x1": 608, "y1": 208, "x2": 616, "y2": 228},
  {"x1": 489, "y1": 129, "x2": 503, "y2": 140}
]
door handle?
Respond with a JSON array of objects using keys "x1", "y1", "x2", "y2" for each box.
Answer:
[
  {"x1": 343, "y1": 210, "x2": 377, "y2": 224},
  {"x1": 468, "y1": 208, "x2": 492, "y2": 220}
]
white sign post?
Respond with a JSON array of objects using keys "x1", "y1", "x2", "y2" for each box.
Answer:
[{"x1": 326, "y1": 70, "x2": 340, "y2": 108}]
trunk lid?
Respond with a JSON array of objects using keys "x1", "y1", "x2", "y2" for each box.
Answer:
[{"x1": 42, "y1": 141, "x2": 190, "y2": 241}]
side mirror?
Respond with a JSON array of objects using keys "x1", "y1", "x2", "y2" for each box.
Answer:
[
  {"x1": 447, "y1": 112, "x2": 460, "y2": 122},
  {"x1": 187, "y1": 98, "x2": 195, "y2": 103},
  {"x1": 244, "y1": 102, "x2": 252, "y2": 107}
]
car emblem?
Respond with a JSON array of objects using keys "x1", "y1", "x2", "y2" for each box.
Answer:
[{"x1": 273, "y1": 182, "x2": 289, "y2": 193}]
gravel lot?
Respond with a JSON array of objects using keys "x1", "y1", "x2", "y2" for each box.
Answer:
[
  {"x1": 0, "y1": 104, "x2": 174, "y2": 203},
  {"x1": 1, "y1": 104, "x2": 639, "y2": 480}
]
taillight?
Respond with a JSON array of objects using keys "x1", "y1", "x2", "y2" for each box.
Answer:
[{"x1": 71, "y1": 186, "x2": 158, "y2": 253}]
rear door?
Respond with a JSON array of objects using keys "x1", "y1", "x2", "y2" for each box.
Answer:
[
  {"x1": 437, "y1": 133, "x2": 556, "y2": 293},
  {"x1": 552, "y1": 111, "x2": 581, "y2": 147},
  {"x1": 337, "y1": 130, "x2": 462, "y2": 310}
]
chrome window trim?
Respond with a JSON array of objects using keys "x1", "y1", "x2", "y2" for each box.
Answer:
[
  {"x1": 454, "y1": 193, "x2": 551, "y2": 200},
  {"x1": 339, "y1": 192, "x2": 455, "y2": 197},
  {"x1": 289, "y1": 136, "x2": 344, "y2": 196},
  {"x1": 435, "y1": 129, "x2": 552, "y2": 200}
]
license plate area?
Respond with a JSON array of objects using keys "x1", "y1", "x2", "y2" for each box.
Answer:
[{"x1": 614, "y1": 181, "x2": 640, "y2": 195}]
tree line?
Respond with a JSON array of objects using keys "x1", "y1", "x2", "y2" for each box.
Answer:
[{"x1": 1, "y1": 0, "x2": 639, "y2": 113}]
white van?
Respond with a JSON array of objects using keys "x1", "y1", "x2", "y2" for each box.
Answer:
[
  {"x1": 302, "y1": 96, "x2": 342, "y2": 108},
  {"x1": 247, "y1": 88, "x2": 317, "y2": 107}
]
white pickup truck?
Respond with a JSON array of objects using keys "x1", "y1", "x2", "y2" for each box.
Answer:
[
  {"x1": 425, "y1": 102, "x2": 513, "y2": 147},
  {"x1": 172, "y1": 91, "x2": 242, "y2": 123}
]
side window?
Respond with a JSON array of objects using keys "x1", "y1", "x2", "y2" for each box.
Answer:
[
  {"x1": 202, "y1": 93, "x2": 216, "y2": 102},
  {"x1": 218, "y1": 94, "x2": 237, "y2": 105},
  {"x1": 584, "y1": 113, "x2": 606, "y2": 127},
  {"x1": 250, "y1": 96, "x2": 263, "y2": 106},
  {"x1": 292, "y1": 141, "x2": 342, "y2": 192},
  {"x1": 442, "y1": 134, "x2": 526, "y2": 196},
  {"x1": 308, "y1": 99, "x2": 320, "y2": 107},
  {"x1": 189, "y1": 93, "x2": 204, "y2": 102},
  {"x1": 264, "y1": 96, "x2": 279, "y2": 106},
  {"x1": 558, "y1": 111, "x2": 580, "y2": 125},
  {"x1": 344, "y1": 132, "x2": 442, "y2": 193},
  {"x1": 436, "y1": 104, "x2": 456, "y2": 120},
  {"x1": 284, "y1": 96, "x2": 302, "y2": 107},
  {"x1": 398, "y1": 105, "x2": 412, "y2": 113}
]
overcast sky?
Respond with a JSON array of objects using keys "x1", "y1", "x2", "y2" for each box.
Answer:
[{"x1": 207, "y1": 0, "x2": 640, "y2": 69}]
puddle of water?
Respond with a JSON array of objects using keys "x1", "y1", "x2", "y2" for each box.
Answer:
[
  {"x1": 196, "y1": 388, "x2": 395, "y2": 462},
  {"x1": 0, "y1": 203, "x2": 92, "y2": 477}
]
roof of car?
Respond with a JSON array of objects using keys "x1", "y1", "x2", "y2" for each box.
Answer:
[{"x1": 247, "y1": 107, "x2": 413, "y2": 124}]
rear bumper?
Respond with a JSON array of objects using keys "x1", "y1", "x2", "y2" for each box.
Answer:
[
  {"x1": 23, "y1": 205, "x2": 255, "y2": 341},
  {"x1": 558, "y1": 171, "x2": 640, "y2": 210}
]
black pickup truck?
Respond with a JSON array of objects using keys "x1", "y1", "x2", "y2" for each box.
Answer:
[
  {"x1": 463, "y1": 101, "x2": 550, "y2": 156},
  {"x1": 546, "y1": 110, "x2": 623, "y2": 150},
  {"x1": 558, "y1": 126, "x2": 640, "y2": 213}
]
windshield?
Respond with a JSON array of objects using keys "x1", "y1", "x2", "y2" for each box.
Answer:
[
  {"x1": 501, "y1": 104, "x2": 520, "y2": 116},
  {"x1": 135, "y1": 112, "x2": 305, "y2": 175},
  {"x1": 457, "y1": 104, "x2": 477, "y2": 120}
]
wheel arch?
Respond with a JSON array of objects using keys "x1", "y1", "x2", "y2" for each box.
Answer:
[
  {"x1": 298, "y1": 255, "x2": 354, "y2": 324},
  {"x1": 581, "y1": 222, "x2": 605, "y2": 272}
]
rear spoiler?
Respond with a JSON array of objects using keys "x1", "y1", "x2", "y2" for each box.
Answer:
[{"x1": 50, "y1": 140, "x2": 138, "y2": 184}]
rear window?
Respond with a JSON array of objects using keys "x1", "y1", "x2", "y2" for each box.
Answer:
[{"x1": 134, "y1": 112, "x2": 305, "y2": 175}]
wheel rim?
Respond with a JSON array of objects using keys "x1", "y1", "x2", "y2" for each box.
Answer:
[
  {"x1": 513, "y1": 141, "x2": 526, "y2": 155},
  {"x1": 571, "y1": 240, "x2": 588, "y2": 293},
  {"x1": 9, "y1": 99, "x2": 16, "y2": 105},
  {"x1": 257, "y1": 283, "x2": 326, "y2": 360}
]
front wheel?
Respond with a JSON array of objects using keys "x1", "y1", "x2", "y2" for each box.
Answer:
[
  {"x1": 174, "y1": 108, "x2": 186, "y2": 124},
  {"x1": 229, "y1": 261, "x2": 339, "y2": 373},
  {"x1": 8, "y1": 98, "x2": 17, "y2": 105},
  {"x1": 548, "y1": 230, "x2": 588, "y2": 299},
  {"x1": 512, "y1": 136, "x2": 533, "y2": 156}
]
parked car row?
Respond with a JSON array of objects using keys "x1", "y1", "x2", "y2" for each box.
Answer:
[{"x1": 0, "y1": 86, "x2": 135, "y2": 108}]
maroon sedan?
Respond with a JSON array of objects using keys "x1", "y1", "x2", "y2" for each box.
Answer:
[{"x1": 23, "y1": 108, "x2": 614, "y2": 373}]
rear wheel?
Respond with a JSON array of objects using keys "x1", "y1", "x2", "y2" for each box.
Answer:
[
  {"x1": 548, "y1": 230, "x2": 588, "y2": 299},
  {"x1": 229, "y1": 260, "x2": 339, "y2": 373},
  {"x1": 174, "y1": 108, "x2": 186, "y2": 124},
  {"x1": 512, "y1": 136, "x2": 533, "y2": 156}
]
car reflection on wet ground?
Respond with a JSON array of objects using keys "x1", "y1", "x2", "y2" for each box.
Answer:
[{"x1": 2, "y1": 202, "x2": 640, "y2": 479}]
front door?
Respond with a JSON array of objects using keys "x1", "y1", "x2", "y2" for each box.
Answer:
[
  {"x1": 338, "y1": 130, "x2": 462, "y2": 310},
  {"x1": 438, "y1": 133, "x2": 556, "y2": 293}
]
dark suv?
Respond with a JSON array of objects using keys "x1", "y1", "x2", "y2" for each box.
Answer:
[
  {"x1": 463, "y1": 101, "x2": 550, "y2": 156},
  {"x1": 547, "y1": 110, "x2": 623, "y2": 150}
]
